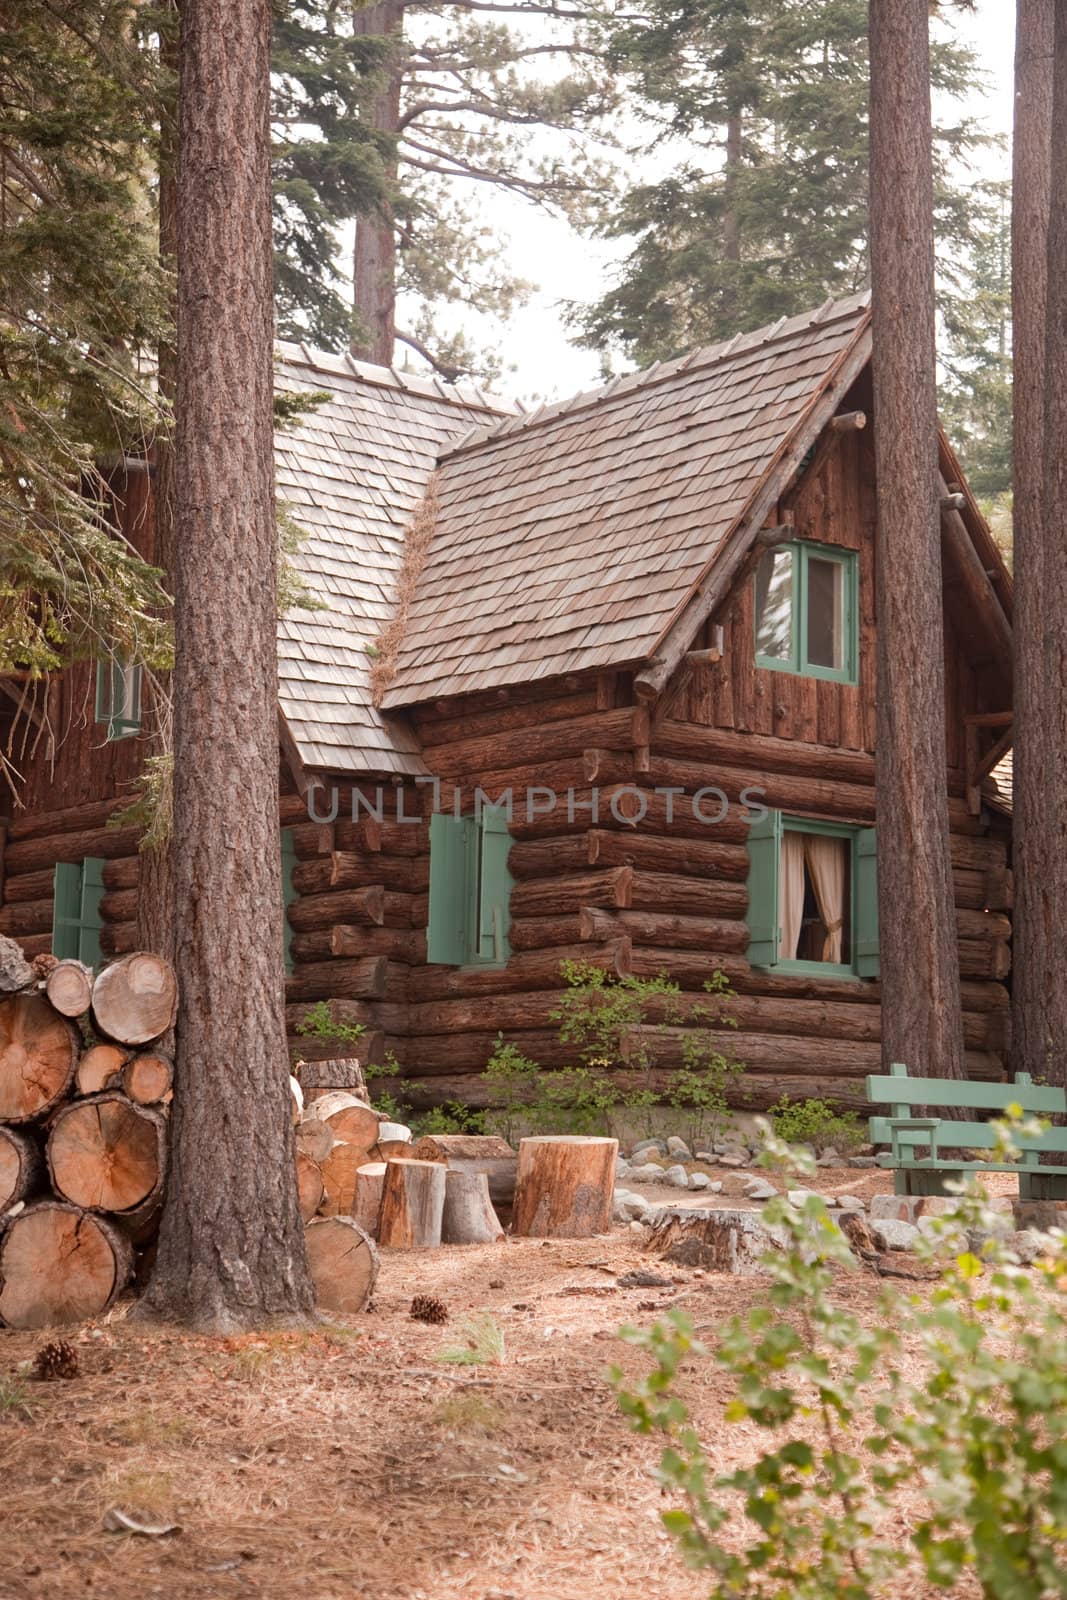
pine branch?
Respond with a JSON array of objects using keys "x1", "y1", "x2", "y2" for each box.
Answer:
[{"x1": 395, "y1": 327, "x2": 468, "y2": 380}]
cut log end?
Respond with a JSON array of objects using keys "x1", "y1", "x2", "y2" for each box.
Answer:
[
  {"x1": 0, "y1": 1202, "x2": 133, "y2": 1328},
  {"x1": 45, "y1": 960, "x2": 94, "y2": 1019},
  {"x1": 304, "y1": 1216, "x2": 379, "y2": 1313},
  {"x1": 0, "y1": 993, "x2": 80, "y2": 1122},
  {"x1": 46, "y1": 1092, "x2": 166, "y2": 1214},
  {"x1": 120, "y1": 1051, "x2": 174, "y2": 1106},
  {"x1": 75, "y1": 1043, "x2": 129, "y2": 1097},
  {"x1": 91, "y1": 952, "x2": 178, "y2": 1046}
]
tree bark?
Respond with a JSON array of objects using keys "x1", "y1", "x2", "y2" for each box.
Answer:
[
  {"x1": 440, "y1": 1169, "x2": 504, "y2": 1245},
  {"x1": 511, "y1": 1135, "x2": 617, "y2": 1238},
  {"x1": 1038, "y1": 4, "x2": 1067, "y2": 1091},
  {"x1": 351, "y1": 0, "x2": 404, "y2": 365},
  {"x1": 868, "y1": 0, "x2": 964, "y2": 1079},
  {"x1": 377, "y1": 1158, "x2": 446, "y2": 1248},
  {"x1": 139, "y1": 0, "x2": 315, "y2": 1329}
]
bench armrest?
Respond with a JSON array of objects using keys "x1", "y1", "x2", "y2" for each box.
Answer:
[{"x1": 883, "y1": 1116, "x2": 941, "y2": 1165}]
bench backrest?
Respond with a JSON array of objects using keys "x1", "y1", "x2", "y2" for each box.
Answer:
[{"x1": 866, "y1": 1063, "x2": 1067, "y2": 1156}]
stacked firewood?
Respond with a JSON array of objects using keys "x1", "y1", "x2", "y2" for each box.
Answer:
[{"x1": 0, "y1": 949, "x2": 177, "y2": 1330}]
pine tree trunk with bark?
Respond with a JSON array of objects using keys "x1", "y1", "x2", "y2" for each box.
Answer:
[
  {"x1": 1012, "y1": 0, "x2": 1055, "y2": 1081},
  {"x1": 351, "y1": 0, "x2": 404, "y2": 366},
  {"x1": 867, "y1": 0, "x2": 964, "y2": 1080},
  {"x1": 1036, "y1": 6, "x2": 1067, "y2": 1092},
  {"x1": 139, "y1": 0, "x2": 315, "y2": 1330}
]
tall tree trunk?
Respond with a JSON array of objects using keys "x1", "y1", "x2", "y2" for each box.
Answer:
[
  {"x1": 1037, "y1": 5, "x2": 1067, "y2": 1092},
  {"x1": 868, "y1": 0, "x2": 964, "y2": 1079},
  {"x1": 1011, "y1": 0, "x2": 1055, "y2": 1081},
  {"x1": 351, "y1": 0, "x2": 404, "y2": 366},
  {"x1": 140, "y1": 0, "x2": 314, "y2": 1330},
  {"x1": 137, "y1": 0, "x2": 178, "y2": 964}
]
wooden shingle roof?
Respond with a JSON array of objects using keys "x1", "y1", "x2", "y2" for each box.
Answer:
[
  {"x1": 381, "y1": 294, "x2": 872, "y2": 708},
  {"x1": 274, "y1": 347, "x2": 512, "y2": 774}
]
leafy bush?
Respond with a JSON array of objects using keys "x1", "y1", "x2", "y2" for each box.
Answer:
[
  {"x1": 768, "y1": 1094, "x2": 865, "y2": 1155},
  {"x1": 412, "y1": 1100, "x2": 486, "y2": 1138},
  {"x1": 612, "y1": 1117, "x2": 1067, "y2": 1599},
  {"x1": 482, "y1": 1033, "x2": 540, "y2": 1144},
  {"x1": 294, "y1": 1001, "x2": 365, "y2": 1046}
]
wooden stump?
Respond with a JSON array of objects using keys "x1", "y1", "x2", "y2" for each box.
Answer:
[
  {"x1": 91, "y1": 952, "x2": 178, "y2": 1045},
  {"x1": 296, "y1": 1056, "x2": 367, "y2": 1102},
  {"x1": 46, "y1": 1092, "x2": 166, "y2": 1214},
  {"x1": 295, "y1": 1114, "x2": 334, "y2": 1165},
  {"x1": 441, "y1": 1169, "x2": 504, "y2": 1245},
  {"x1": 378, "y1": 1159, "x2": 446, "y2": 1249},
  {"x1": 0, "y1": 1125, "x2": 45, "y2": 1210},
  {"x1": 644, "y1": 1208, "x2": 787, "y2": 1274},
  {"x1": 353, "y1": 1162, "x2": 386, "y2": 1238},
  {"x1": 120, "y1": 1051, "x2": 174, "y2": 1106},
  {"x1": 304, "y1": 1216, "x2": 379, "y2": 1313},
  {"x1": 512, "y1": 1136, "x2": 617, "y2": 1239},
  {"x1": 45, "y1": 959, "x2": 94, "y2": 1018},
  {"x1": 75, "y1": 1043, "x2": 128, "y2": 1096},
  {"x1": 410, "y1": 1133, "x2": 518, "y2": 1212},
  {"x1": 0, "y1": 993, "x2": 79, "y2": 1122},
  {"x1": 295, "y1": 1150, "x2": 325, "y2": 1222},
  {"x1": 319, "y1": 1142, "x2": 365, "y2": 1217},
  {"x1": 0, "y1": 1201, "x2": 133, "y2": 1327}
]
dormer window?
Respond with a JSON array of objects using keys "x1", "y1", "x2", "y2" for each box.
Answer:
[
  {"x1": 95, "y1": 657, "x2": 142, "y2": 741},
  {"x1": 754, "y1": 540, "x2": 858, "y2": 684}
]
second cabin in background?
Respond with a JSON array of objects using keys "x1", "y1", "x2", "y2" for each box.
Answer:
[{"x1": 0, "y1": 294, "x2": 1014, "y2": 1113}]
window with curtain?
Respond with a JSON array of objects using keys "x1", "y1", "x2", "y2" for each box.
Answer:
[
  {"x1": 754, "y1": 540, "x2": 858, "y2": 684},
  {"x1": 746, "y1": 811, "x2": 878, "y2": 978},
  {"x1": 95, "y1": 657, "x2": 142, "y2": 742}
]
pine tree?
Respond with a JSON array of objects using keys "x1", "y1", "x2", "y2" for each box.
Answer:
[{"x1": 939, "y1": 188, "x2": 1013, "y2": 502}]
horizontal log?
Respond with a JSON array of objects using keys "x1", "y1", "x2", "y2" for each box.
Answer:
[
  {"x1": 286, "y1": 821, "x2": 336, "y2": 859},
  {"x1": 7, "y1": 797, "x2": 125, "y2": 841},
  {"x1": 291, "y1": 851, "x2": 425, "y2": 896},
  {"x1": 5, "y1": 825, "x2": 141, "y2": 878},
  {"x1": 291, "y1": 926, "x2": 422, "y2": 964},
  {"x1": 509, "y1": 915, "x2": 583, "y2": 951},
  {"x1": 620, "y1": 1025, "x2": 1002, "y2": 1082},
  {"x1": 284, "y1": 956, "x2": 388, "y2": 1002},
  {"x1": 417, "y1": 688, "x2": 600, "y2": 746},
  {"x1": 508, "y1": 788, "x2": 752, "y2": 843},
  {"x1": 422, "y1": 706, "x2": 646, "y2": 776},
  {"x1": 287, "y1": 998, "x2": 380, "y2": 1033},
  {"x1": 953, "y1": 865, "x2": 1013, "y2": 912},
  {"x1": 629, "y1": 871, "x2": 747, "y2": 918},
  {"x1": 100, "y1": 920, "x2": 139, "y2": 958},
  {"x1": 645, "y1": 757, "x2": 875, "y2": 822},
  {"x1": 287, "y1": 886, "x2": 388, "y2": 933},
  {"x1": 949, "y1": 834, "x2": 1008, "y2": 872},
  {"x1": 99, "y1": 888, "x2": 139, "y2": 924},
  {"x1": 102, "y1": 857, "x2": 140, "y2": 891},
  {"x1": 654, "y1": 721, "x2": 877, "y2": 786},
  {"x1": 2, "y1": 868, "x2": 56, "y2": 904},
  {"x1": 0, "y1": 897, "x2": 53, "y2": 937},
  {"x1": 413, "y1": 939, "x2": 633, "y2": 1000},
  {"x1": 511, "y1": 866, "x2": 633, "y2": 919},
  {"x1": 956, "y1": 908, "x2": 1011, "y2": 942},
  {"x1": 580, "y1": 907, "x2": 750, "y2": 952},
  {"x1": 16, "y1": 933, "x2": 52, "y2": 959},
  {"x1": 290, "y1": 1028, "x2": 385, "y2": 1066},
  {"x1": 507, "y1": 835, "x2": 588, "y2": 880},
  {"x1": 959, "y1": 938, "x2": 1011, "y2": 981},
  {"x1": 507, "y1": 831, "x2": 751, "y2": 884}
]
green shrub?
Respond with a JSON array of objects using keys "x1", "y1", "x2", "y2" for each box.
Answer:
[
  {"x1": 294, "y1": 1000, "x2": 365, "y2": 1046},
  {"x1": 612, "y1": 1116, "x2": 1067, "y2": 1598},
  {"x1": 412, "y1": 1100, "x2": 486, "y2": 1138},
  {"x1": 768, "y1": 1094, "x2": 865, "y2": 1155},
  {"x1": 482, "y1": 1033, "x2": 540, "y2": 1144}
]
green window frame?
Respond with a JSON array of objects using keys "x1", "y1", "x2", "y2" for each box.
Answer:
[
  {"x1": 281, "y1": 827, "x2": 297, "y2": 975},
  {"x1": 95, "y1": 657, "x2": 142, "y2": 741},
  {"x1": 52, "y1": 858, "x2": 105, "y2": 967},
  {"x1": 746, "y1": 810, "x2": 878, "y2": 979},
  {"x1": 427, "y1": 804, "x2": 513, "y2": 966},
  {"x1": 754, "y1": 540, "x2": 858, "y2": 684}
]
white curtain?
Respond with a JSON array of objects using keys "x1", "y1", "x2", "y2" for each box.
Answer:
[
  {"x1": 779, "y1": 831, "x2": 806, "y2": 961},
  {"x1": 805, "y1": 834, "x2": 846, "y2": 963}
]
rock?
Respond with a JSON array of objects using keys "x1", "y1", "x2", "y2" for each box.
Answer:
[
  {"x1": 631, "y1": 1138, "x2": 667, "y2": 1159},
  {"x1": 848, "y1": 1155, "x2": 877, "y2": 1168},
  {"x1": 835, "y1": 1194, "x2": 865, "y2": 1213},
  {"x1": 687, "y1": 1172, "x2": 712, "y2": 1191},
  {"x1": 628, "y1": 1219, "x2": 650, "y2": 1239},
  {"x1": 787, "y1": 1189, "x2": 820, "y2": 1207},
  {"x1": 718, "y1": 1153, "x2": 746, "y2": 1168},
  {"x1": 648, "y1": 1207, "x2": 789, "y2": 1275},
  {"x1": 0, "y1": 937, "x2": 34, "y2": 994},
  {"x1": 1013, "y1": 1199, "x2": 1067, "y2": 1231},
  {"x1": 666, "y1": 1136, "x2": 692, "y2": 1159},
  {"x1": 613, "y1": 1188, "x2": 649, "y2": 1222},
  {"x1": 818, "y1": 1147, "x2": 840, "y2": 1162},
  {"x1": 694, "y1": 1151, "x2": 715, "y2": 1163},
  {"x1": 1011, "y1": 1229, "x2": 1051, "y2": 1265},
  {"x1": 870, "y1": 1218, "x2": 920, "y2": 1252},
  {"x1": 628, "y1": 1164, "x2": 664, "y2": 1185},
  {"x1": 743, "y1": 1177, "x2": 777, "y2": 1202},
  {"x1": 870, "y1": 1194, "x2": 925, "y2": 1224},
  {"x1": 617, "y1": 1268, "x2": 673, "y2": 1289},
  {"x1": 923, "y1": 1194, "x2": 1013, "y2": 1220},
  {"x1": 663, "y1": 1164, "x2": 690, "y2": 1189},
  {"x1": 705, "y1": 1180, "x2": 723, "y2": 1194}
]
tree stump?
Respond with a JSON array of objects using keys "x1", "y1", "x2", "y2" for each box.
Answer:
[
  {"x1": 45, "y1": 959, "x2": 94, "y2": 1018},
  {"x1": 0, "y1": 993, "x2": 79, "y2": 1122},
  {"x1": 644, "y1": 1208, "x2": 787, "y2": 1274},
  {"x1": 91, "y1": 952, "x2": 178, "y2": 1045},
  {"x1": 378, "y1": 1159, "x2": 446, "y2": 1249},
  {"x1": 511, "y1": 1135, "x2": 617, "y2": 1239},
  {"x1": 0, "y1": 1201, "x2": 133, "y2": 1327},
  {"x1": 319, "y1": 1141, "x2": 365, "y2": 1217},
  {"x1": 46, "y1": 1092, "x2": 166, "y2": 1214},
  {"x1": 304, "y1": 1216, "x2": 379, "y2": 1313},
  {"x1": 120, "y1": 1051, "x2": 174, "y2": 1106},
  {"x1": 441, "y1": 1169, "x2": 504, "y2": 1245},
  {"x1": 353, "y1": 1162, "x2": 386, "y2": 1238},
  {"x1": 410, "y1": 1133, "x2": 518, "y2": 1212},
  {"x1": 0, "y1": 1125, "x2": 45, "y2": 1211},
  {"x1": 295, "y1": 1149, "x2": 325, "y2": 1222},
  {"x1": 296, "y1": 1057, "x2": 367, "y2": 1103},
  {"x1": 295, "y1": 1114, "x2": 334, "y2": 1165},
  {"x1": 75, "y1": 1043, "x2": 128, "y2": 1096}
]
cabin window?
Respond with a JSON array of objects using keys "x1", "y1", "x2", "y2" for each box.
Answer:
[
  {"x1": 95, "y1": 657, "x2": 142, "y2": 741},
  {"x1": 754, "y1": 541, "x2": 857, "y2": 683},
  {"x1": 281, "y1": 828, "x2": 297, "y2": 975},
  {"x1": 52, "y1": 858, "x2": 105, "y2": 967},
  {"x1": 427, "y1": 804, "x2": 512, "y2": 966},
  {"x1": 745, "y1": 811, "x2": 878, "y2": 978}
]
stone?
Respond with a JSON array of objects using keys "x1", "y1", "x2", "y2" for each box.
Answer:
[
  {"x1": 688, "y1": 1172, "x2": 712, "y2": 1191},
  {"x1": 649, "y1": 1207, "x2": 789, "y2": 1275},
  {"x1": 628, "y1": 1219, "x2": 650, "y2": 1239},
  {"x1": 695, "y1": 1151, "x2": 715, "y2": 1163},
  {"x1": 922, "y1": 1194, "x2": 1013, "y2": 1219},
  {"x1": 1011, "y1": 1229, "x2": 1052, "y2": 1265},
  {"x1": 1013, "y1": 1199, "x2": 1067, "y2": 1231},
  {"x1": 705, "y1": 1180, "x2": 723, "y2": 1194},
  {"x1": 613, "y1": 1188, "x2": 649, "y2": 1222},
  {"x1": 631, "y1": 1138, "x2": 667, "y2": 1159},
  {"x1": 663, "y1": 1164, "x2": 690, "y2": 1189},
  {"x1": 718, "y1": 1153, "x2": 746, "y2": 1168},
  {"x1": 848, "y1": 1156, "x2": 878, "y2": 1168},
  {"x1": 787, "y1": 1189, "x2": 820, "y2": 1207},
  {"x1": 743, "y1": 1177, "x2": 777, "y2": 1202},
  {"x1": 818, "y1": 1147, "x2": 841, "y2": 1162},
  {"x1": 835, "y1": 1194, "x2": 865, "y2": 1213},
  {"x1": 870, "y1": 1219, "x2": 920, "y2": 1252},
  {"x1": 666, "y1": 1136, "x2": 692, "y2": 1159},
  {"x1": 0, "y1": 936, "x2": 33, "y2": 994},
  {"x1": 870, "y1": 1194, "x2": 924, "y2": 1224},
  {"x1": 627, "y1": 1164, "x2": 664, "y2": 1186}
]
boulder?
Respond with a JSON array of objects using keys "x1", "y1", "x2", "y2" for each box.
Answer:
[
  {"x1": 0, "y1": 937, "x2": 34, "y2": 994},
  {"x1": 663, "y1": 1164, "x2": 690, "y2": 1189},
  {"x1": 666, "y1": 1136, "x2": 692, "y2": 1159},
  {"x1": 743, "y1": 1177, "x2": 777, "y2": 1203},
  {"x1": 870, "y1": 1218, "x2": 920, "y2": 1252}
]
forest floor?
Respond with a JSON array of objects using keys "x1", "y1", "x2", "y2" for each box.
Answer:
[{"x1": 0, "y1": 1165, "x2": 1022, "y2": 1600}]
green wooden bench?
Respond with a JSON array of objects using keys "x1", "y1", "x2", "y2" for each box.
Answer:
[{"x1": 865, "y1": 1062, "x2": 1067, "y2": 1199}]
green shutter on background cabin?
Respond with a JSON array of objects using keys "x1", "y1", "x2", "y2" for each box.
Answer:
[
  {"x1": 78, "y1": 857, "x2": 105, "y2": 967},
  {"x1": 745, "y1": 808, "x2": 782, "y2": 968},
  {"x1": 855, "y1": 827, "x2": 879, "y2": 977},
  {"x1": 427, "y1": 812, "x2": 470, "y2": 964},
  {"x1": 476, "y1": 804, "x2": 512, "y2": 964},
  {"x1": 281, "y1": 828, "x2": 297, "y2": 975},
  {"x1": 52, "y1": 861, "x2": 83, "y2": 961}
]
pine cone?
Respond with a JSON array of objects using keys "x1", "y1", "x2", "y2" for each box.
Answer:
[
  {"x1": 32, "y1": 953, "x2": 59, "y2": 981},
  {"x1": 32, "y1": 1339, "x2": 79, "y2": 1381},
  {"x1": 410, "y1": 1294, "x2": 449, "y2": 1325}
]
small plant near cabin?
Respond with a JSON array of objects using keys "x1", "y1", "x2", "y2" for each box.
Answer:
[
  {"x1": 412, "y1": 1100, "x2": 486, "y2": 1137},
  {"x1": 294, "y1": 1001, "x2": 366, "y2": 1046},
  {"x1": 768, "y1": 1094, "x2": 865, "y2": 1155},
  {"x1": 363, "y1": 1053, "x2": 411, "y2": 1124},
  {"x1": 612, "y1": 1115, "x2": 1067, "y2": 1599},
  {"x1": 482, "y1": 1033, "x2": 539, "y2": 1144},
  {"x1": 436, "y1": 1312, "x2": 505, "y2": 1367}
]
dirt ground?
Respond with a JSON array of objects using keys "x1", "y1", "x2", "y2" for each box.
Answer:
[{"x1": 0, "y1": 1167, "x2": 1023, "y2": 1600}]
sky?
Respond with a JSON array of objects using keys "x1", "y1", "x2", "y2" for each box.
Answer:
[{"x1": 404, "y1": 1, "x2": 1016, "y2": 405}]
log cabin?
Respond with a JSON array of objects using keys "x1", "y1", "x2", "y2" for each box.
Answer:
[{"x1": 0, "y1": 292, "x2": 1015, "y2": 1113}]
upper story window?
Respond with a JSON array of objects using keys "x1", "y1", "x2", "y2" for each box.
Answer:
[
  {"x1": 96, "y1": 657, "x2": 142, "y2": 742},
  {"x1": 754, "y1": 540, "x2": 858, "y2": 684},
  {"x1": 746, "y1": 811, "x2": 878, "y2": 979},
  {"x1": 427, "y1": 804, "x2": 512, "y2": 967}
]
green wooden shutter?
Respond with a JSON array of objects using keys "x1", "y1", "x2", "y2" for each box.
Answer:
[
  {"x1": 476, "y1": 804, "x2": 512, "y2": 963},
  {"x1": 281, "y1": 828, "x2": 297, "y2": 975},
  {"x1": 855, "y1": 827, "x2": 879, "y2": 977},
  {"x1": 427, "y1": 812, "x2": 471, "y2": 964},
  {"x1": 52, "y1": 862, "x2": 84, "y2": 960},
  {"x1": 78, "y1": 857, "x2": 105, "y2": 967},
  {"x1": 745, "y1": 809, "x2": 781, "y2": 968}
]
